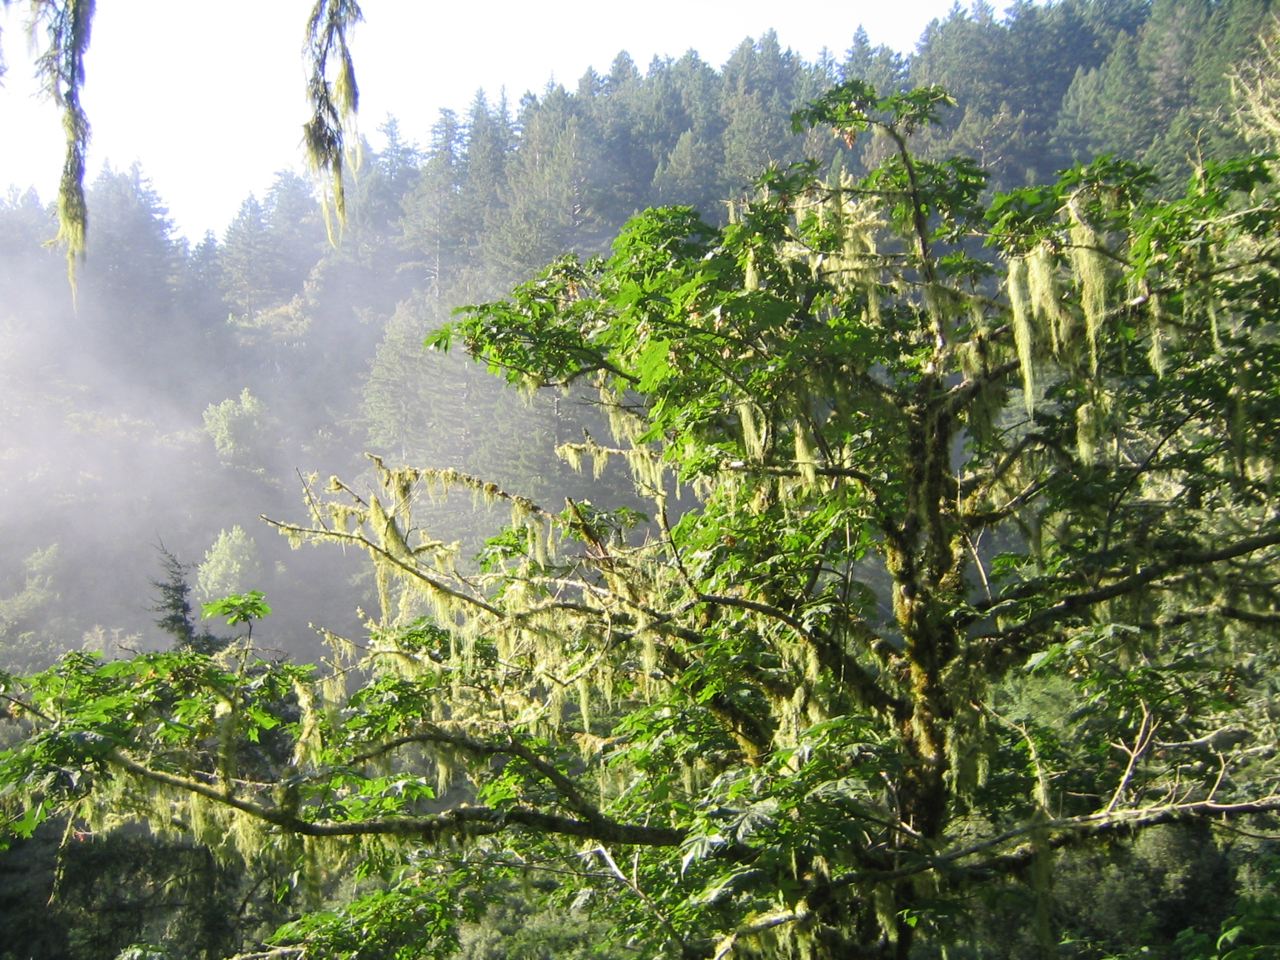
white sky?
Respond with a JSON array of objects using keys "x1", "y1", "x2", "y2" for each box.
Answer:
[{"x1": 0, "y1": 1, "x2": 978, "y2": 243}]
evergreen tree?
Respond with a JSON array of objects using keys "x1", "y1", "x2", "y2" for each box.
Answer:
[
  {"x1": 483, "y1": 85, "x2": 611, "y2": 277},
  {"x1": 646, "y1": 52, "x2": 727, "y2": 214},
  {"x1": 150, "y1": 546, "x2": 225, "y2": 655},
  {"x1": 719, "y1": 33, "x2": 807, "y2": 189},
  {"x1": 720, "y1": 87, "x2": 783, "y2": 189},
  {"x1": 75, "y1": 165, "x2": 186, "y2": 387},
  {"x1": 262, "y1": 170, "x2": 326, "y2": 292},
  {"x1": 581, "y1": 52, "x2": 656, "y2": 223},
  {"x1": 80, "y1": 164, "x2": 179, "y2": 309},
  {"x1": 669, "y1": 49, "x2": 726, "y2": 148},
  {"x1": 401, "y1": 109, "x2": 468, "y2": 298},
  {"x1": 1138, "y1": 0, "x2": 1212, "y2": 121},
  {"x1": 627, "y1": 56, "x2": 688, "y2": 167},
  {"x1": 1056, "y1": 30, "x2": 1161, "y2": 167},
  {"x1": 652, "y1": 128, "x2": 723, "y2": 213},
  {"x1": 910, "y1": 1, "x2": 1006, "y2": 119},
  {"x1": 150, "y1": 545, "x2": 197, "y2": 649},
  {"x1": 363, "y1": 116, "x2": 423, "y2": 236},
  {"x1": 0, "y1": 188, "x2": 60, "y2": 301},
  {"x1": 1233, "y1": 11, "x2": 1280, "y2": 149},
  {"x1": 840, "y1": 27, "x2": 906, "y2": 95},
  {"x1": 453, "y1": 90, "x2": 515, "y2": 295},
  {"x1": 0, "y1": 189, "x2": 66, "y2": 366},
  {"x1": 362, "y1": 297, "x2": 474, "y2": 463},
  {"x1": 1072, "y1": 0, "x2": 1149, "y2": 43},
  {"x1": 1182, "y1": 0, "x2": 1276, "y2": 162},
  {"x1": 219, "y1": 195, "x2": 276, "y2": 319},
  {"x1": 179, "y1": 232, "x2": 227, "y2": 324},
  {"x1": 722, "y1": 30, "x2": 802, "y2": 110}
]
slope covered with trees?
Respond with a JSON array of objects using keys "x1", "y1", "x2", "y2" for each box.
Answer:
[
  {"x1": 1, "y1": 2, "x2": 1279, "y2": 958},
  {"x1": 4, "y1": 0, "x2": 1274, "y2": 667}
]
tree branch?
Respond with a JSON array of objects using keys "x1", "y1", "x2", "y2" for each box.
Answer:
[
  {"x1": 969, "y1": 527, "x2": 1280, "y2": 643},
  {"x1": 828, "y1": 794, "x2": 1280, "y2": 890},
  {"x1": 109, "y1": 750, "x2": 685, "y2": 847},
  {"x1": 261, "y1": 516, "x2": 504, "y2": 618},
  {"x1": 697, "y1": 593, "x2": 903, "y2": 716}
]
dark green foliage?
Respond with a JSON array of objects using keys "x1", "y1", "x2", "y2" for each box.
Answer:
[
  {"x1": 220, "y1": 173, "x2": 326, "y2": 325},
  {"x1": 401, "y1": 109, "x2": 468, "y2": 299},
  {"x1": 150, "y1": 545, "x2": 226, "y2": 655},
  {"x1": 1057, "y1": 0, "x2": 1278, "y2": 183},
  {"x1": 220, "y1": 196, "x2": 275, "y2": 318},
  {"x1": 271, "y1": 868, "x2": 483, "y2": 960},
  {"x1": 0, "y1": 822, "x2": 250, "y2": 960},
  {"x1": 455, "y1": 884, "x2": 628, "y2": 960}
]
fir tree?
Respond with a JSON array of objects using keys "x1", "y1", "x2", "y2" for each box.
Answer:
[{"x1": 150, "y1": 545, "x2": 224, "y2": 655}]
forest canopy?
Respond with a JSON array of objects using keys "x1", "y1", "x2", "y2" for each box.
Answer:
[{"x1": 2, "y1": 3, "x2": 1280, "y2": 959}]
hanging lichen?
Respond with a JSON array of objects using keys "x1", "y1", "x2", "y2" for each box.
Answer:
[
  {"x1": 292, "y1": 678, "x2": 322, "y2": 767},
  {"x1": 923, "y1": 283, "x2": 947, "y2": 349},
  {"x1": 793, "y1": 419, "x2": 819, "y2": 489},
  {"x1": 1026, "y1": 243, "x2": 1073, "y2": 356},
  {"x1": 575, "y1": 675, "x2": 593, "y2": 735},
  {"x1": 1007, "y1": 256, "x2": 1036, "y2": 416},
  {"x1": 327, "y1": 502, "x2": 365, "y2": 535},
  {"x1": 874, "y1": 884, "x2": 898, "y2": 946},
  {"x1": 744, "y1": 249, "x2": 761, "y2": 291},
  {"x1": 1228, "y1": 379, "x2": 1249, "y2": 482},
  {"x1": 600, "y1": 382, "x2": 647, "y2": 446},
  {"x1": 1029, "y1": 818, "x2": 1054, "y2": 952},
  {"x1": 625, "y1": 446, "x2": 667, "y2": 495},
  {"x1": 1067, "y1": 200, "x2": 1107, "y2": 371},
  {"x1": 823, "y1": 181, "x2": 885, "y2": 326},
  {"x1": 944, "y1": 699, "x2": 992, "y2": 801},
  {"x1": 1076, "y1": 402, "x2": 1098, "y2": 467},
  {"x1": 557, "y1": 435, "x2": 616, "y2": 480},
  {"x1": 369, "y1": 495, "x2": 411, "y2": 563},
  {"x1": 738, "y1": 401, "x2": 766, "y2": 461},
  {"x1": 1147, "y1": 292, "x2": 1166, "y2": 377}
]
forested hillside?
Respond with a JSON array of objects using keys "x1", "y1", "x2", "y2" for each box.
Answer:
[
  {"x1": 1, "y1": 2, "x2": 1278, "y2": 958},
  {"x1": 2, "y1": 0, "x2": 1267, "y2": 666}
]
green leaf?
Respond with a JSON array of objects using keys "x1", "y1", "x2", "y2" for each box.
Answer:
[
  {"x1": 201, "y1": 591, "x2": 271, "y2": 625},
  {"x1": 636, "y1": 337, "x2": 673, "y2": 391}
]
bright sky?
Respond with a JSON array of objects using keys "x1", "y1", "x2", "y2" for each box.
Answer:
[{"x1": 0, "y1": 1, "x2": 978, "y2": 243}]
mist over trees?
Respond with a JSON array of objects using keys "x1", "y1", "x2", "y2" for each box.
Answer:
[
  {"x1": 4, "y1": 0, "x2": 1268, "y2": 665},
  {"x1": 1, "y1": 1, "x2": 1279, "y2": 958}
]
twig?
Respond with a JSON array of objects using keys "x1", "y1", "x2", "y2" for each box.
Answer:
[
  {"x1": 591, "y1": 844, "x2": 687, "y2": 955},
  {"x1": 1106, "y1": 704, "x2": 1157, "y2": 813}
]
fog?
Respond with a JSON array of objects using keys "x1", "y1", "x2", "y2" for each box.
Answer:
[
  {"x1": 0, "y1": 160, "x2": 541, "y2": 665},
  {"x1": 0, "y1": 20, "x2": 1071, "y2": 669}
]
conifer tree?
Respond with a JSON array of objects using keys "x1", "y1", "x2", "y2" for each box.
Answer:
[
  {"x1": 151, "y1": 546, "x2": 225, "y2": 655},
  {"x1": 841, "y1": 27, "x2": 906, "y2": 95},
  {"x1": 219, "y1": 196, "x2": 276, "y2": 320},
  {"x1": 401, "y1": 109, "x2": 468, "y2": 299}
]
